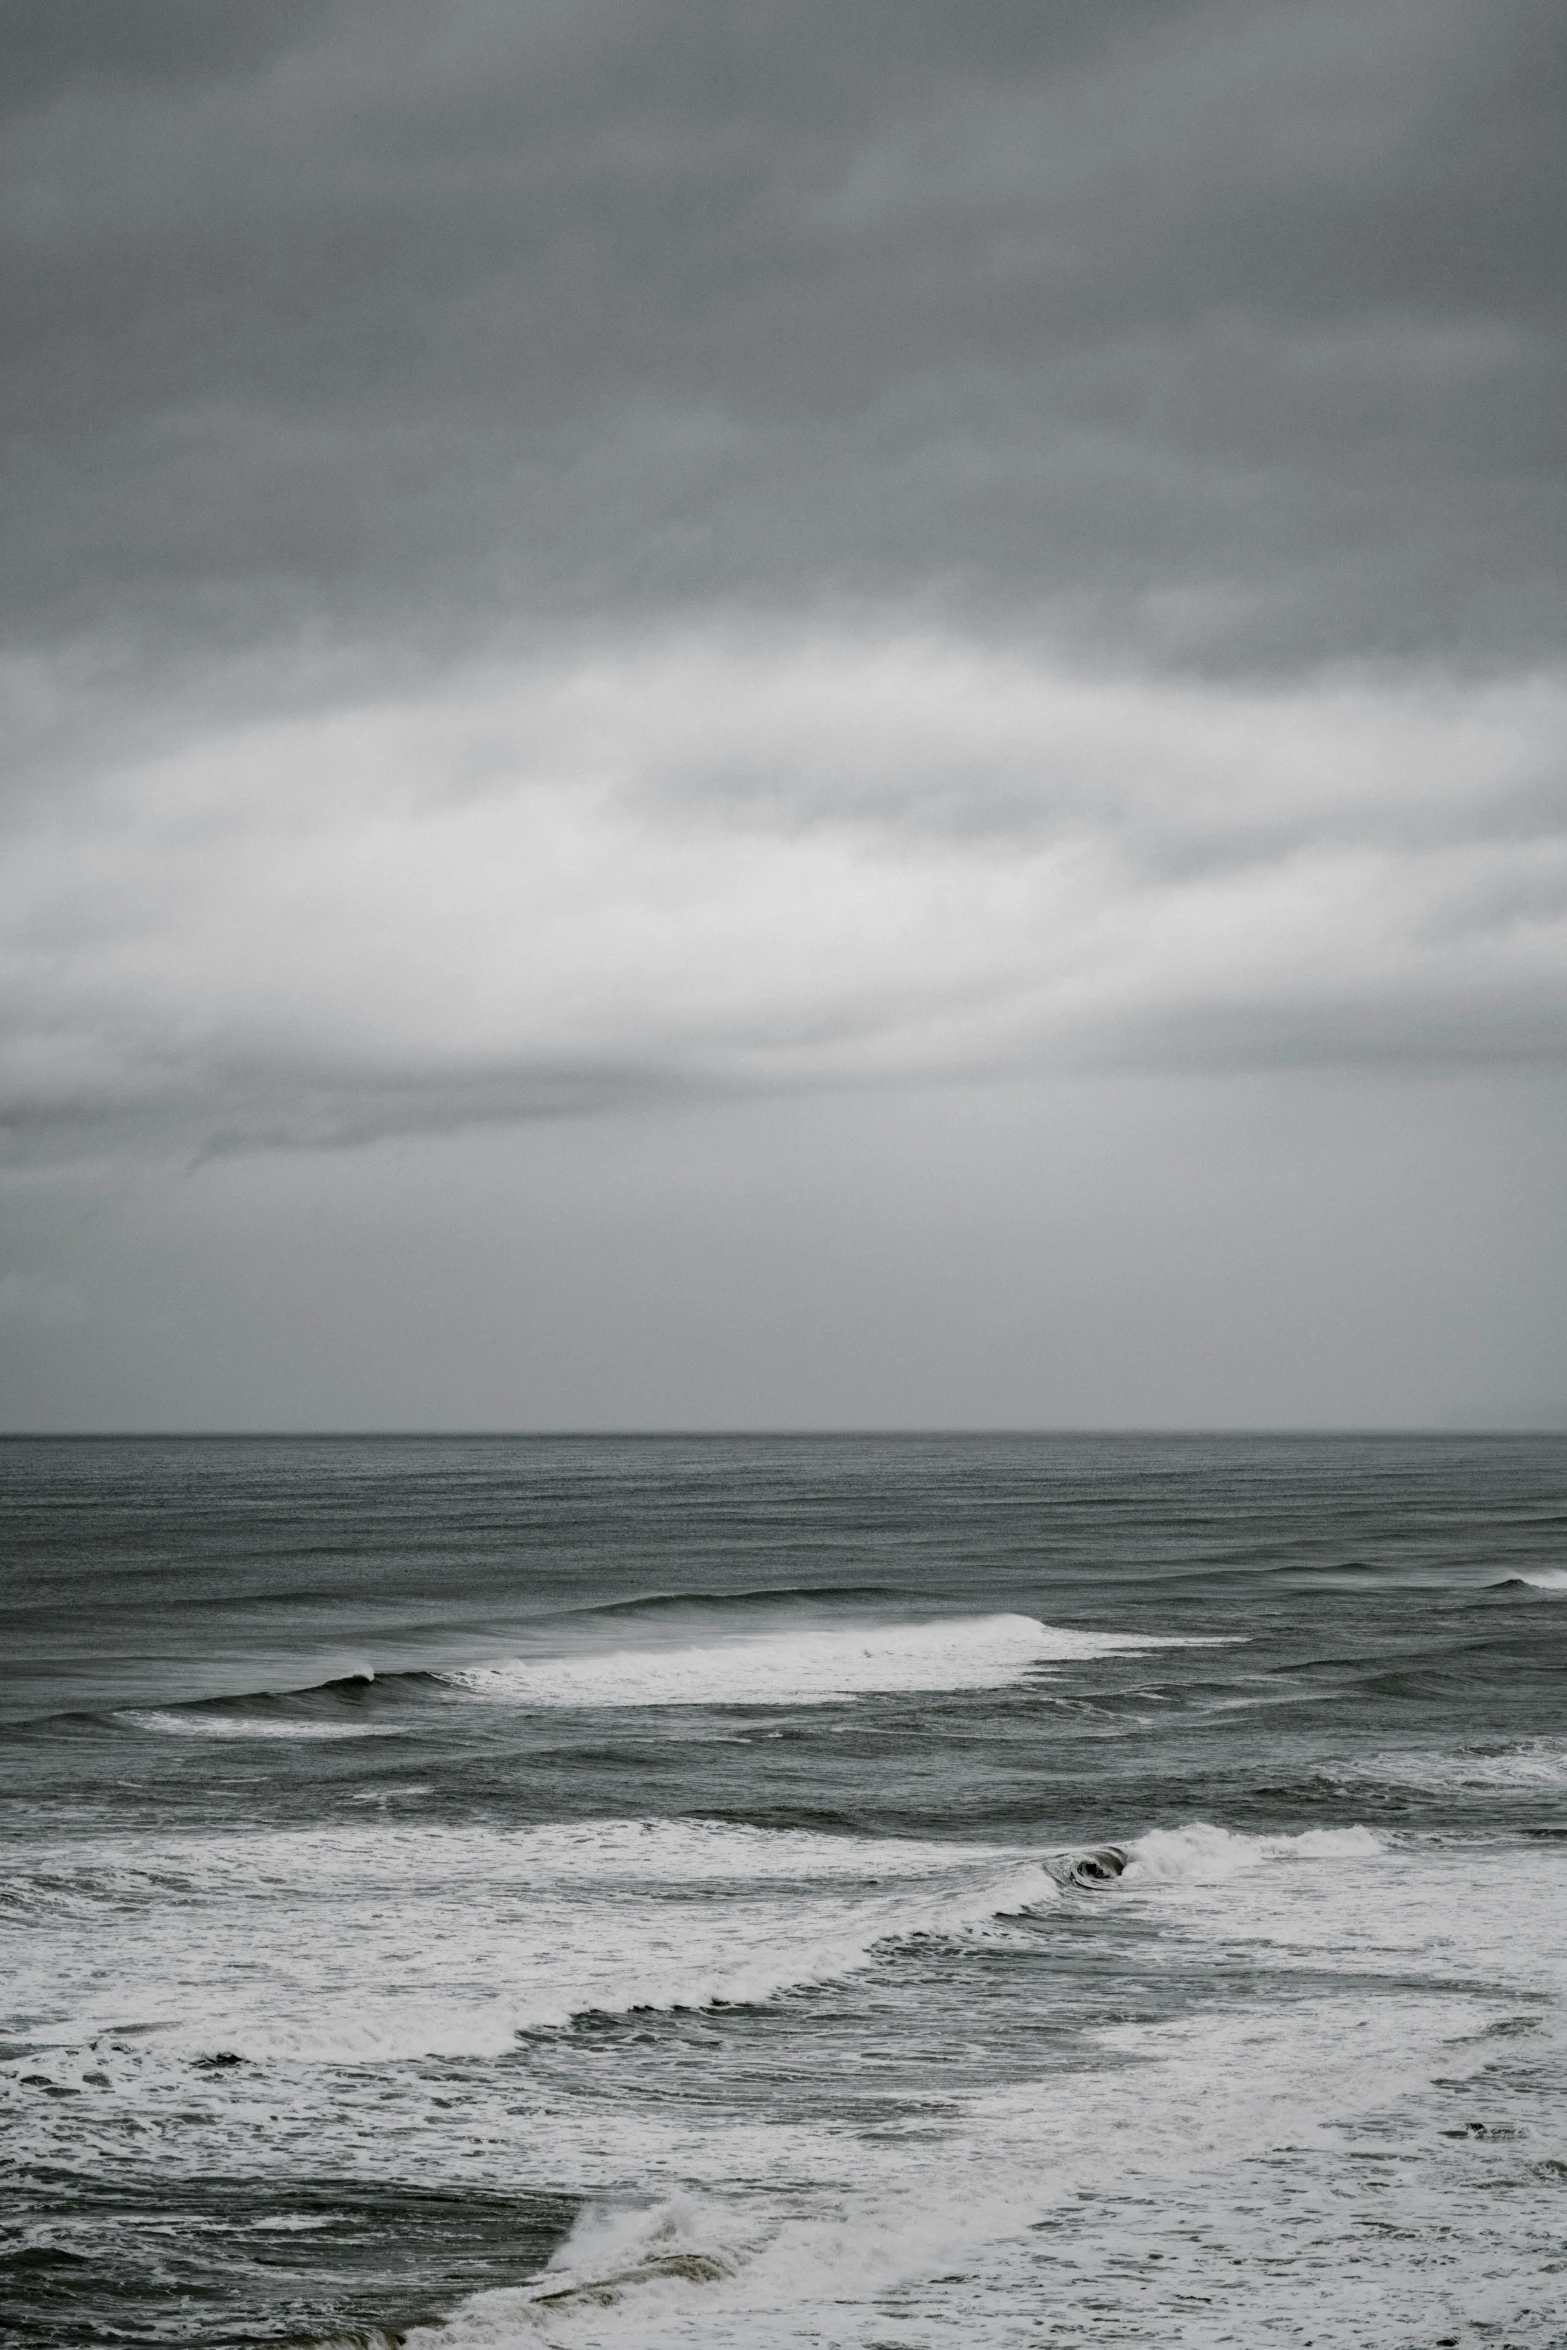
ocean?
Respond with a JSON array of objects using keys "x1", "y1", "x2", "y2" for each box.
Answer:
[{"x1": 3, "y1": 1431, "x2": 1566, "y2": 2350}]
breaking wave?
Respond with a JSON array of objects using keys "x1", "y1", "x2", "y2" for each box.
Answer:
[
  {"x1": 1121, "y1": 1822, "x2": 1382, "y2": 1883},
  {"x1": 3, "y1": 1812, "x2": 1390, "y2": 2091},
  {"x1": 2, "y1": 1817, "x2": 1064, "y2": 2066},
  {"x1": 441, "y1": 1612, "x2": 1227, "y2": 1709}
]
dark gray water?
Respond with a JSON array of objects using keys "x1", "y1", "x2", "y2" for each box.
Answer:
[{"x1": 3, "y1": 1434, "x2": 1566, "y2": 2348}]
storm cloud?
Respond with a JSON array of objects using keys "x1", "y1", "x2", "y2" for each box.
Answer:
[
  {"x1": 1, "y1": 0, "x2": 1564, "y2": 1424},
  {"x1": 5, "y1": 0, "x2": 1565, "y2": 665}
]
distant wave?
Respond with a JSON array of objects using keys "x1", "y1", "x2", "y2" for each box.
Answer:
[
  {"x1": 82, "y1": 1612, "x2": 1234, "y2": 1734},
  {"x1": 579, "y1": 1584, "x2": 904, "y2": 1618},
  {"x1": 86, "y1": 1671, "x2": 448, "y2": 1738},
  {"x1": 440, "y1": 1613, "x2": 1229, "y2": 1709}
]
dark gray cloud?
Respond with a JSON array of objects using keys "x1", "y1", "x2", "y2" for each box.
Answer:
[
  {"x1": 3, "y1": 0, "x2": 1564, "y2": 671},
  {"x1": 0, "y1": 0, "x2": 339, "y2": 117}
]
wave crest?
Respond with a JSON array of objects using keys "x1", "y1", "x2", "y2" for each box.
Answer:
[
  {"x1": 442, "y1": 1613, "x2": 1221, "y2": 1710},
  {"x1": 1123, "y1": 1823, "x2": 1382, "y2": 1884}
]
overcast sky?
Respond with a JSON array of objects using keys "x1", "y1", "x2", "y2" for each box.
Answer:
[{"x1": 2, "y1": 0, "x2": 1564, "y2": 1430}]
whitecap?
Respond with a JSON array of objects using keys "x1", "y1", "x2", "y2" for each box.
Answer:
[
  {"x1": 441, "y1": 1612, "x2": 1230, "y2": 1710},
  {"x1": 1122, "y1": 1821, "x2": 1381, "y2": 1884}
]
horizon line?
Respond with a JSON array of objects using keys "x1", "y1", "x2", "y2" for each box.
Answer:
[{"x1": 3, "y1": 1426, "x2": 1564, "y2": 1443}]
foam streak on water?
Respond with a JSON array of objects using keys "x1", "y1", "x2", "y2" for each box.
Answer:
[{"x1": 3, "y1": 1432, "x2": 1566, "y2": 2350}]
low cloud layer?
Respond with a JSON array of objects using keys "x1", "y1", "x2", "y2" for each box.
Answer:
[{"x1": 5, "y1": 627, "x2": 1564, "y2": 1162}]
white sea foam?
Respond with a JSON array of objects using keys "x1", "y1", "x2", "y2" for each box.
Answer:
[
  {"x1": 404, "y1": 1994, "x2": 1567, "y2": 2350},
  {"x1": 442, "y1": 1613, "x2": 1222, "y2": 1709},
  {"x1": 1122, "y1": 1821, "x2": 1382, "y2": 1884},
  {"x1": 10, "y1": 1815, "x2": 1567, "y2": 2350},
  {"x1": 0, "y1": 1817, "x2": 1397, "y2": 2087},
  {"x1": 0, "y1": 1817, "x2": 1057, "y2": 2066},
  {"x1": 393, "y1": 1837, "x2": 1567, "y2": 2350},
  {"x1": 117, "y1": 1710, "x2": 402, "y2": 1741},
  {"x1": 1515, "y1": 1568, "x2": 1567, "y2": 1591}
]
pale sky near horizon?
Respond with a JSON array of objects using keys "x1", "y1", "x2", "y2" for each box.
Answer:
[{"x1": 2, "y1": 0, "x2": 1564, "y2": 1430}]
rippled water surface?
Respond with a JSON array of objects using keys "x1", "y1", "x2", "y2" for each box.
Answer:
[{"x1": 3, "y1": 1433, "x2": 1566, "y2": 2348}]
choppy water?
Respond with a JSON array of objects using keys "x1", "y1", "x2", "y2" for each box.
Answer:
[{"x1": 3, "y1": 1433, "x2": 1566, "y2": 2350}]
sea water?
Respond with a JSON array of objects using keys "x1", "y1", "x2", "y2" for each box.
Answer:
[{"x1": 2, "y1": 1432, "x2": 1565, "y2": 2349}]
